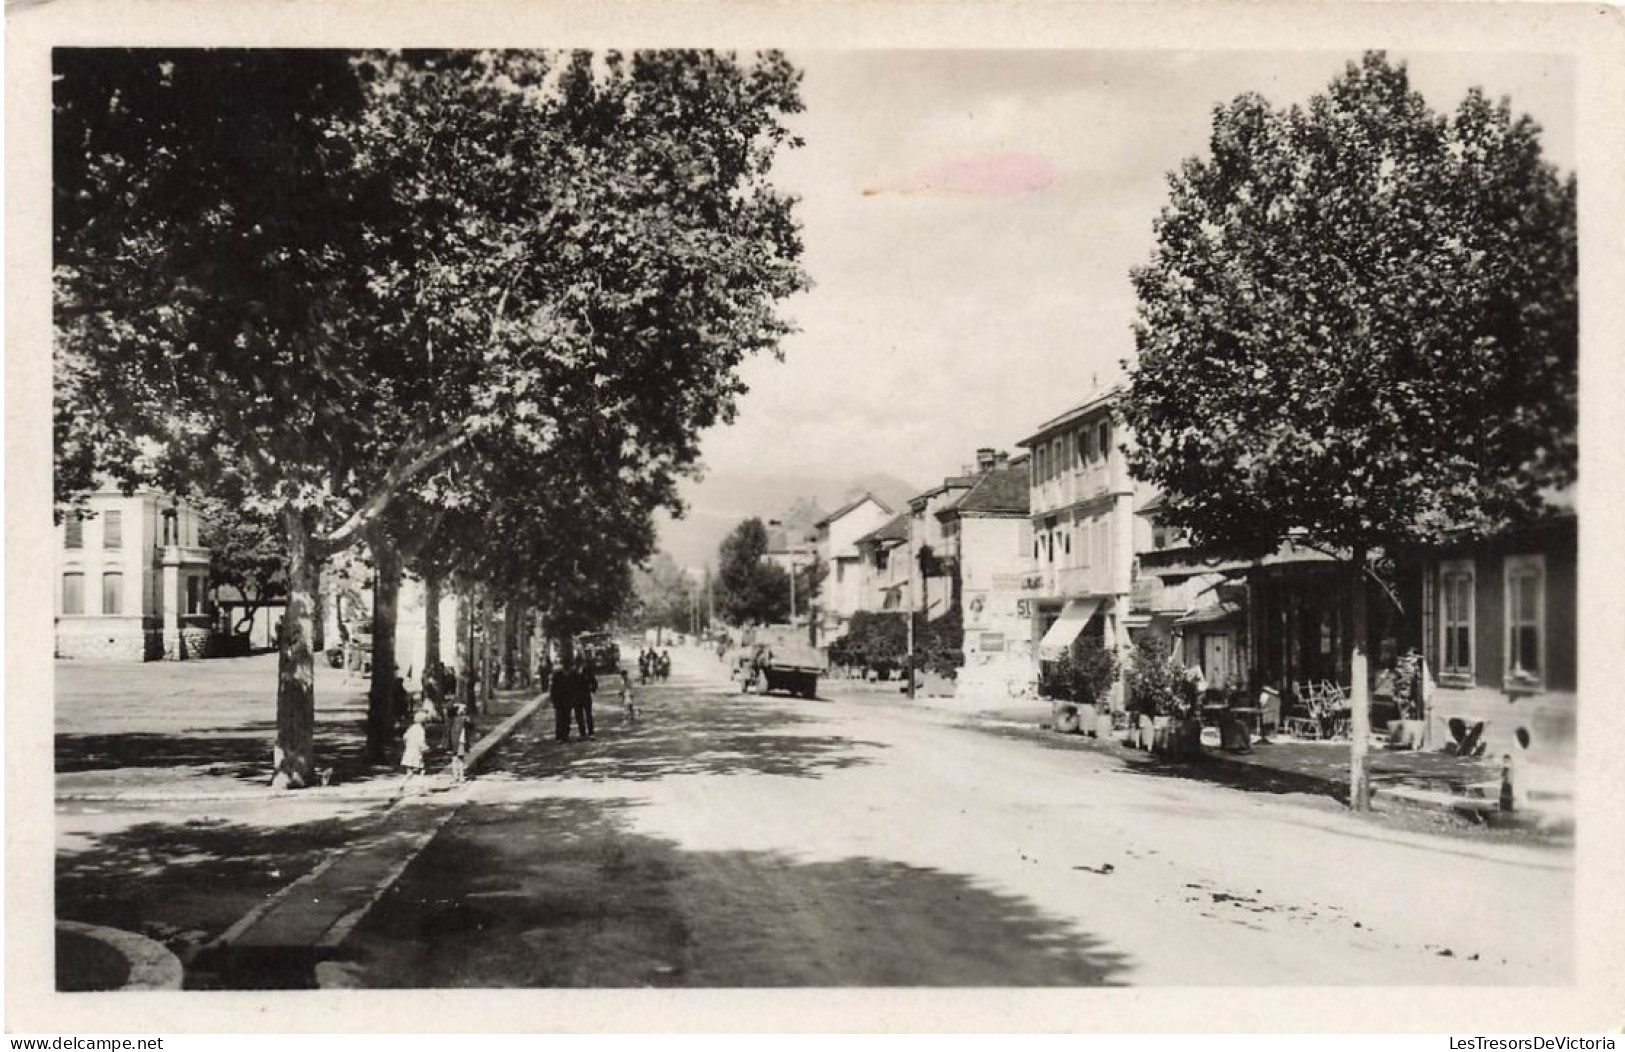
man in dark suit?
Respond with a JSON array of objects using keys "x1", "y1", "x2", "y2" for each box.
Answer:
[
  {"x1": 572, "y1": 659, "x2": 597, "y2": 740},
  {"x1": 549, "y1": 659, "x2": 574, "y2": 742}
]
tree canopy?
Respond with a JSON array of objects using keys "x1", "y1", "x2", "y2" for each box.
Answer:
[
  {"x1": 714, "y1": 517, "x2": 791, "y2": 626},
  {"x1": 1120, "y1": 52, "x2": 1576, "y2": 807},
  {"x1": 1121, "y1": 51, "x2": 1576, "y2": 558},
  {"x1": 632, "y1": 552, "x2": 700, "y2": 635},
  {"x1": 54, "y1": 48, "x2": 809, "y2": 785}
]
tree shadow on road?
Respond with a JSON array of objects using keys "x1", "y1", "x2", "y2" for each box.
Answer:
[
  {"x1": 55, "y1": 803, "x2": 393, "y2": 982},
  {"x1": 57, "y1": 722, "x2": 414, "y2": 787},
  {"x1": 490, "y1": 695, "x2": 886, "y2": 783},
  {"x1": 335, "y1": 795, "x2": 1133, "y2": 989},
  {"x1": 1119, "y1": 753, "x2": 1353, "y2": 801}
]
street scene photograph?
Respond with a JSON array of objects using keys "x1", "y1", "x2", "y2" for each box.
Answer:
[{"x1": 15, "y1": 10, "x2": 1617, "y2": 1032}]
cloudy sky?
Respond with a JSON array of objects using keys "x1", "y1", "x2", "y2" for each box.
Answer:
[{"x1": 687, "y1": 48, "x2": 1575, "y2": 496}]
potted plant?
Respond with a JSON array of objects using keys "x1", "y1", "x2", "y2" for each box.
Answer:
[
  {"x1": 1125, "y1": 635, "x2": 1200, "y2": 758},
  {"x1": 1387, "y1": 649, "x2": 1427, "y2": 749}
]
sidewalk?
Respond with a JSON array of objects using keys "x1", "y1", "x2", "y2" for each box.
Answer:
[
  {"x1": 56, "y1": 654, "x2": 537, "y2": 802},
  {"x1": 54, "y1": 654, "x2": 550, "y2": 988},
  {"x1": 911, "y1": 688, "x2": 1575, "y2": 840}
]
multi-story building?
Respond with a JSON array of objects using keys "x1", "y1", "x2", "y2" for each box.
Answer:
[
  {"x1": 852, "y1": 512, "x2": 911, "y2": 613},
  {"x1": 814, "y1": 493, "x2": 894, "y2": 637},
  {"x1": 906, "y1": 474, "x2": 979, "y2": 621},
  {"x1": 55, "y1": 489, "x2": 213, "y2": 661},
  {"x1": 1017, "y1": 388, "x2": 1136, "y2": 708},
  {"x1": 938, "y1": 452, "x2": 1034, "y2": 697}
]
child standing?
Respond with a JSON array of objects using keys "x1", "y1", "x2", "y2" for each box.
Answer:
[
  {"x1": 619, "y1": 669, "x2": 637, "y2": 723},
  {"x1": 446, "y1": 698, "x2": 470, "y2": 784},
  {"x1": 400, "y1": 709, "x2": 428, "y2": 793}
]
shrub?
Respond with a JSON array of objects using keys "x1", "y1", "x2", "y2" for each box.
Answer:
[
  {"x1": 1124, "y1": 634, "x2": 1197, "y2": 717},
  {"x1": 1040, "y1": 637, "x2": 1120, "y2": 705}
]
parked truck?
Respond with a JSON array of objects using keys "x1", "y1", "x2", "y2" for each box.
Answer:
[{"x1": 740, "y1": 625, "x2": 826, "y2": 699}]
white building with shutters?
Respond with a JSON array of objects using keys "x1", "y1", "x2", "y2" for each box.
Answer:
[
  {"x1": 1018, "y1": 387, "x2": 1137, "y2": 710},
  {"x1": 55, "y1": 489, "x2": 212, "y2": 661}
]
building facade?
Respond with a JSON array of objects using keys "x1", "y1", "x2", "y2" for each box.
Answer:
[
  {"x1": 939, "y1": 453, "x2": 1034, "y2": 698},
  {"x1": 852, "y1": 512, "x2": 911, "y2": 613},
  {"x1": 1019, "y1": 389, "x2": 1137, "y2": 708},
  {"x1": 815, "y1": 493, "x2": 895, "y2": 636},
  {"x1": 906, "y1": 475, "x2": 978, "y2": 622},
  {"x1": 55, "y1": 490, "x2": 212, "y2": 661},
  {"x1": 1418, "y1": 513, "x2": 1576, "y2": 764}
]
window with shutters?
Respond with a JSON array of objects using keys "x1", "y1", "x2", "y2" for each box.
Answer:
[
  {"x1": 65, "y1": 516, "x2": 84, "y2": 550},
  {"x1": 103, "y1": 510, "x2": 123, "y2": 550},
  {"x1": 1438, "y1": 560, "x2": 1474, "y2": 683},
  {"x1": 1504, "y1": 555, "x2": 1545, "y2": 690}
]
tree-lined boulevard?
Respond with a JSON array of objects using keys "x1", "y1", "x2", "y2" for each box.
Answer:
[
  {"x1": 55, "y1": 646, "x2": 1570, "y2": 989},
  {"x1": 48, "y1": 45, "x2": 1585, "y2": 1005}
]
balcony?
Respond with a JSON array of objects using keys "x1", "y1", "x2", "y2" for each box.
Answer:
[
  {"x1": 1030, "y1": 462, "x2": 1125, "y2": 516},
  {"x1": 1056, "y1": 564, "x2": 1108, "y2": 597}
]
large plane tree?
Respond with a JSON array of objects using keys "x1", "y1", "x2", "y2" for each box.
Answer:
[
  {"x1": 1120, "y1": 53, "x2": 1576, "y2": 807},
  {"x1": 54, "y1": 48, "x2": 808, "y2": 786}
]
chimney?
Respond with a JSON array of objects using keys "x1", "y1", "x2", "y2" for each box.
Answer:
[{"x1": 975, "y1": 447, "x2": 997, "y2": 473}]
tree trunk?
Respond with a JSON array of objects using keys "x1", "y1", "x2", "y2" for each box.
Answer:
[
  {"x1": 312, "y1": 577, "x2": 327, "y2": 653},
  {"x1": 424, "y1": 575, "x2": 442, "y2": 675},
  {"x1": 518, "y1": 609, "x2": 533, "y2": 689},
  {"x1": 366, "y1": 527, "x2": 402, "y2": 763},
  {"x1": 501, "y1": 603, "x2": 519, "y2": 688},
  {"x1": 481, "y1": 594, "x2": 497, "y2": 709},
  {"x1": 272, "y1": 508, "x2": 319, "y2": 789},
  {"x1": 457, "y1": 586, "x2": 474, "y2": 709},
  {"x1": 1349, "y1": 553, "x2": 1372, "y2": 811}
]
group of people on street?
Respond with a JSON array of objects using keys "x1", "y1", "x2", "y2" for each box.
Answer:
[
  {"x1": 399, "y1": 661, "x2": 474, "y2": 791},
  {"x1": 549, "y1": 657, "x2": 600, "y2": 741},
  {"x1": 638, "y1": 648, "x2": 671, "y2": 684}
]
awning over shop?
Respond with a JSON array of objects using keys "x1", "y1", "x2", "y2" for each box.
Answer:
[
  {"x1": 1038, "y1": 598, "x2": 1102, "y2": 660},
  {"x1": 1175, "y1": 600, "x2": 1244, "y2": 628}
]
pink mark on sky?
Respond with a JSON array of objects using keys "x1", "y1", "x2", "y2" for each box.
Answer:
[{"x1": 863, "y1": 153, "x2": 1056, "y2": 197}]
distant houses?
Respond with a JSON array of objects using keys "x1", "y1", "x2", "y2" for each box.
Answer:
[
  {"x1": 814, "y1": 493, "x2": 894, "y2": 638},
  {"x1": 826, "y1": 383, "x2": 1577, "y2": 766}
]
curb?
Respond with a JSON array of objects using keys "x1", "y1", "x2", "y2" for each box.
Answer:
[
  {"x1": 58, "y1": 920, "x2": 185, "y2": 991},
  {"x1": 967, "y1": 712, "x2": 1566, "y2": 828},
  {"x1": 198, "y1": 693, "x2": 548, "y2": 981}
]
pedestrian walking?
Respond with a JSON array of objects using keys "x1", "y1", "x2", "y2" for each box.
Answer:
[
  {"x1": 400, "y1": 710, "x2": 428, "y2": 793},
  {"x1": 445, "y1": 697, "x2": 471, "y2": 784},
  {"x1": 619, "y1": 669, "x2": 637, "y2": 723},
  {"x1": 573, "y1": 659, "x2": 597, "y2": 740},
  {"x1": 549, "y1": 660, "x2": 573, "y2": 742}
]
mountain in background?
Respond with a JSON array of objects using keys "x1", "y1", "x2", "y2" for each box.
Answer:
[{"x1": 655, "y1": 470, "x2": 920, "y2": 571}]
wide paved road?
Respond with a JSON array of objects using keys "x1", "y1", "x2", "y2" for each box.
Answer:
[{"x1": 338, "y1": 647, "x2": 1572, "y2": 987}]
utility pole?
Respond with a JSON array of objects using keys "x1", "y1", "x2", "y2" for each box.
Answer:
[
  {"x1": 906, "y1": 589, "x2": 916, "y2": 700},
  {"x1": 808, "y1": 549, "x2": 819, "y2": 648}
]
